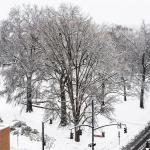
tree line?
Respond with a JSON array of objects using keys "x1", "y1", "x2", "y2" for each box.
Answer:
[{"x1": 0, "y1": 4, "x2": 150, "y2": 141}]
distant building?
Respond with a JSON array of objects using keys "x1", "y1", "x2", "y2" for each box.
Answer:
[{"x1": 0, "y1": 125, "x2": 10, "y2": 150}]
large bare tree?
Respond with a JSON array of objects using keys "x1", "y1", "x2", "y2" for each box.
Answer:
[
  {"x1": 40, "y1": 4, "x2": 117, "y2": 141},
  {"x1": 0, "y1": 6, "x2": 44, "y2": 112}
]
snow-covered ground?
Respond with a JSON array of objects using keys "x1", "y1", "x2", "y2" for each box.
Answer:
[{"x1": 0, "y1": 74, "x2": 150, "y2": 150}]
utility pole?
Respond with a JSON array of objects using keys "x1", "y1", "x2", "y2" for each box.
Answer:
[
  {"x1": 91, "y1": 100, "x2": 95, "y2": 150},
  {"x1": 42, "y1": 122, "x2": 44, "y2": 150},
  {"x1": 118, "y1": 131, "x2": 120, "y2": 150},
  {"x1": 69, "y1": 100, "x2": 127, "y2": 150}
]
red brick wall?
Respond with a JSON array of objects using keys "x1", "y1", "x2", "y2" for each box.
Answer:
[{"x1": 0, "y1": 127, "x2": 10, "y2": 150}]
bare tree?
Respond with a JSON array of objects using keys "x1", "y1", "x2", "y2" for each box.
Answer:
[
  {"x1": 0, "y1": 6, "x2": 44, "y2": 112},
  {"x1": 40, "y1": 4, "x2": 117, "y2": 141},
  {"x1": 109, "y1": 25, "x2": 139, "y2": 101},
  {"x1": 40, "y1": 4, "x2": 98, "y2": 141},
  {"x1": 136, "y1": 22, "x2": 150, "y2": 108}
]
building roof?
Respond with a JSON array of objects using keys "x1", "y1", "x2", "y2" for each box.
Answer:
[{"x1": 0, "y1": 124, "x2": 9, "y2": 130}]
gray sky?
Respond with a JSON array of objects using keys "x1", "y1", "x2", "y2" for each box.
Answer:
[{"x1": 1, "y1": 0, "x2": 150, "y2": 26}]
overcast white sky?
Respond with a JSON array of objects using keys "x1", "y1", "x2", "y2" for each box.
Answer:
[{"x1": 0, "y1": 0, "x2": 150, "y2": 26}]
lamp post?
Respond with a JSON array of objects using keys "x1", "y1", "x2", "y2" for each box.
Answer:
[
  {"x1": 42, "y1": 118, "x2": 53, "y2": 150},
  {"x1": 91, "y1": 100, "x2": 95, "y2": 150},
  {"x1": 42, "y1": 122, "x2": 44, "y2": 150}
]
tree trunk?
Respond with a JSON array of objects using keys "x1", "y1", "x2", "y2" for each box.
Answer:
[
  {"x1": 74, "y1": 127, "x2": 80, "y2": 142},
  {"x1": 121, "y1": 76, "x2": 127, "y2": 101},
  {"x1": 26, "y1": 75, "x2": 33, "y2": 112},
  {"x1": 140, "y1": 53, "x2": 146, "y2": 109},
  {"x1": 74, "y1": 118, "x2": 80, "y2": 142},
  {"x1": 101, "y1": 81, "x2": 105, "y2": 105},
  {"x1": 60, "y1": 75, "x2": 67, "y2": 126}
]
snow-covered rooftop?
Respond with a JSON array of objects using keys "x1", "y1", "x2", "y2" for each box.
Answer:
[{"x1": 0, "y1": 124, "x2": 9, "y2": 130}]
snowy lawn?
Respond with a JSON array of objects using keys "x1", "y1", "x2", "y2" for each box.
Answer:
[{"x1": 1, "y1": 73, "x2": 150, "y2": 150}]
